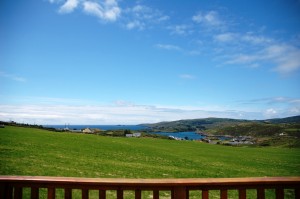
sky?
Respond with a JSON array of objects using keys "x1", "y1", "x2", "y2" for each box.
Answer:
[{"x1": 0, "y1": 0, "x2": 300, "y2": 125}]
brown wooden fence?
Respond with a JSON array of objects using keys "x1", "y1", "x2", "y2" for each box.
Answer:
[{"x1": 0, "y1": 176, "x2": 299, "y2": 199}]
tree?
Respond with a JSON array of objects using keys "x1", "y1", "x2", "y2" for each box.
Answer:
[{"x1": 124, "y1": 129, "x2": 131, "y2": 136}]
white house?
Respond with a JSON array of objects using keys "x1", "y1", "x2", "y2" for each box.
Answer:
[
  {"x1": 126, "y1": 133, "x2": 141, "y2": 138},
  {"x1": 82, "y1": 128, "x2": 93, "y2": 134}
]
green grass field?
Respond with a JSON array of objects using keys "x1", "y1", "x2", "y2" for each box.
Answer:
[{"x1": 1, "y1": 126, "x2": 300, "y2": 198}]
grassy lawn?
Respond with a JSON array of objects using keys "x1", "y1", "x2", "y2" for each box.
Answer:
[{"x1": 1, "y1": 126, "x2": 300, "y2": 198}]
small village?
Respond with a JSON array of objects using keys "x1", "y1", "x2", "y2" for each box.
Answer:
[{"x1": 62, "y1": 126, "x2": 256, "y2": 146}]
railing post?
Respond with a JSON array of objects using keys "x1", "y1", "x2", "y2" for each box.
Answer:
[
  {"x1": 31, "y1": 187, "x2": 39, "y2": 199},
  {"x1": 275, "y1": 188, "x2": 284, "y2": 199},
  {"x1": 153, "y1": 190, "x2": 159, "y2": 199},
  {"x1": 117, "y1": 189, "x2": 123, "y2": 199},
  {"x1": 238, "y1": 188, "x2": 246, "y2": 199},
  {"x1": 220, "y1": 189, "x2": 227, "y2": 199},
  {"x1": 82, "y1": 189, "x2": 89, "y2": 199},
  {"x1": 257, "y1": 188, "x2": 265, "y2": 199},
  {"x1": 3, "y1": 184, "x2": 13, "y2": 199},
  {"x1": 99, "y1": 190, "x2": 106, "y2": 199},
  {"x1": 296, "y1": 188, "x2": 300, "y2": 199},
  {"x1": 135, "y1": 189, "x2": 141, "y2": 199},
  {"x1": 47, "y1": 187, "x2": 55, "y2": 199},
  {"x1": 64, "y1": 188, "x2": 72, "y2": 199},
  {"x1": 14, "y1": 187, "x2": 23, "y2": 199},
  {"x1": 202, "y1": 189, "x2": 209, "y2": 199},
  {"x1": 173, "y1": 186, "x2": 186, "y2": 199}
]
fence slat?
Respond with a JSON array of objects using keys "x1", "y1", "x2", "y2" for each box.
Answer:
[
  {"x1": 4, "y1": 185, "x2": 13, "y2": 199},
  {"x1": 238, "y1": 188, "x2": 246, "y2": 199},
  {"x1": 202, "y1": 189, "x2": 209, "y2": 199},
  {"x1": 0, "y1": 184, "x2": 4, "y2": 199},
  {"x1": 295, "y1": 188, "x2": 300, "y2": 199},
  {"x1": 275, "y1": 188, "x2": 284, "y2": 199},
  {"x1": 135, "y1": 189, "x2": 141, "y2": 199},
  {"x1": 220, "y1": 189, "x2": 228, "y2": 199},
  {"x1": 173, "y1": 187, "x2": 186, "y2": 199},
  {"x1": 14, "y1": 187, "x2": 22, "y2": 199},
  {"x1": 117, "y1": 189, "x2": 123, "y2": 199},
  {"x1": 99, "y1": 190, "x2": 106, "y2": 199},
  {"x1": 153, "y1": 190, "x2": 159, "y2": 199},
  {"x1": 47, "y1": 187, "x2": 55, "y2": 199},
  {"x1": 257, "y1": 188, "x2": 265, "y2": 199},
  {"x1": 0, "y1": 176, "x2": 299, "y2": 199},
  {"x1": 31, "y1": 187, "x2": 39, "y2": 199},
  {"x1": 64, "y1": 188, "x2": 72, "y2": 199},
  {"x1": 82, "y1": 189, "x2": 89, "y2": 199}
]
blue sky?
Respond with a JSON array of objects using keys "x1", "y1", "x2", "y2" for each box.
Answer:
[{"x1": 1, "y1": 0, "x2": 300, "y2": 124}]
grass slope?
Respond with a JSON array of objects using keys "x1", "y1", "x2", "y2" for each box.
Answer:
[{"x1": 1, "y1": 126, "x2": 299, "y2": 179}]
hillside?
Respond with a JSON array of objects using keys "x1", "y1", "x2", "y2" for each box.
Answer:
[
  {"x1": 264, "y1": 115, "x2": 300, "y2": 124},
  {"x1": 142, "y1": 116, "x2": 300, "y2": 132},
  {"x1": 142, "y1": 118, "x2": 250, "y2": 132},
  {"x1": 142, "y1": 116, "x2": 300, "y2": 147},
  {"x1": 1, "y1": 126, "x2": 300, "y2": 198},
  {"x1": 1, "y1": 126, "x2": 299, "y2": 178}
]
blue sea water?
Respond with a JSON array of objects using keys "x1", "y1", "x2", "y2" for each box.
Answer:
[
  {"x1": 44, "y1": 125, "x2": 207, "y2": 140},
  {"x1": 44, "y1": 124, "x2": 147, "y2": 131},
  {"x1": 152, "y1": 131, "x2": 205, "y2": 140}
]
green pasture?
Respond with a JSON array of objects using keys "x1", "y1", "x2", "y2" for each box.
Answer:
[{"x1": 1, "y1": 126, "x2": 299, "y2": 198}]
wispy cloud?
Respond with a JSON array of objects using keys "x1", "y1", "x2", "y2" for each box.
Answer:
[
  {"x1": 0, "y1": 71, "x2": 26, "y2": 82},
  {"x1": 192, "y1": 11, "x2": 223, "y2": 27},
  {"x1": 50, "y1": 0, "x2": 121, "y2": 22},
  {"x1": 1, "y1": 100, "x2": 298, "y2": 125},
  {"x1": 238, "y1": 97, "x2": 300, "y2": 106},
  {"x1": 236, "y1": 97, "x2": 300, "y2": 118},
  {"x1": 179, "y1": 74, "x2": 195, "y2": 79},
  {"x1": 155, "y1": 44, "x2": 182, "y2": 51},
  {"x1": 83, "y1": 0, "x2": 121, "y2": 22},
  {"x1": 226, "y1": 42, "x2": 300, "y2": 75},
  {"x1": 214, "y1": 33, "x2": 236, "y2": 42},
  {"x1": 59, "y1": 0, "x2": 79, "y2": 14},
  {"x1": 123, "y1": 4, "x2": 169, "y2": 30},
  {"x1": 168, "y1": 25, "x2": 192, "y2": 35},
  {"x1": 125, "y1": 20, "x2": 144, "y2": 30}
]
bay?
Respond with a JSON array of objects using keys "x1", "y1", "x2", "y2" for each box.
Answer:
[
  {"x1": 152, "y1": 131, "x2": 205, "y2": 140},
  {"x1": 44, "y1": 124, "x2": 147, "y2": 131}
]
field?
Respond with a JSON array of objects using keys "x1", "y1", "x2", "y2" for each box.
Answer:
[{"x1": 1, "y1": 126, "x2": 300, "y2": 198}]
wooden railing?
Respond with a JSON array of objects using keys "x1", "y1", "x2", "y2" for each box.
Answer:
[{"x1": 0, "y1": 176, "x2": 299, "y2": 199}]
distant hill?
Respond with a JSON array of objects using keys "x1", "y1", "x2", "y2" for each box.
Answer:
[
  {"x1": 262, "y1": 115, "x2": 300, "y2": 124},
  {"x1": 142, "y1": 116, "x2": 300, "y2": 147},
  {"x1": 142, "y1": 115, "x2": 300, "y2": 132}
]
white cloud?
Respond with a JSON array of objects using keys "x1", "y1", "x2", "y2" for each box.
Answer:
[
  {"x1": 192, "y1": 11, "x2": 222, "y2": 26},
  {"x1": 123, "y1": 4, "x2": 169, "y2": 30},
  {"x1": 1, "y1": 97, "x2": 298, "y2": 124},
  {"x1": 227, "y1": 43, "x2": 300, "y2": 75},
  {"x1": 264, "y1": 44, "x2": 300, "y2": 74},
  {"x1": 48, "y1": 0, "x2": 62, "y2": 3},
  {"x1": 125, "y1": 20, "x2": 144, "y2": 30},
  {"x1": 155, "y1": 44, "x2": 181, "y2": 51},
  {"x1": 0, "y1": 71, "x2": 26, "y2": 82},
  {"x1": 50, "y1": 0, "x2": 121, "y2": 22},
  {"x1": 59, "y1": 0, "x2": 79, "y2": 13},
  {"x1": 179, "y1": 74, "x2": 195, "y2": 79},
  {"x1": 214, "y1": 33, "x2": 236, "y2": 42},
  {"x1": 83, "y1": 0, "x2": 121, "y2": 22},
  {"x1": 241, "y1": 34, "x2": 272, "y2": 45},
  {"x1": 168, "y1": 25, "x2": 192, "y2": 35}
]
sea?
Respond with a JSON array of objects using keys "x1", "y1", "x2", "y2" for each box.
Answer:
[
  {"x1": 152, "y1": 131, "x2": 205, "y2": 140},
  {"x1": 43, "y1": 124, "x2": 147, "y2": 131},
  {"x1": 44, "y1": 125, "x2": 208, "y2": 140}
]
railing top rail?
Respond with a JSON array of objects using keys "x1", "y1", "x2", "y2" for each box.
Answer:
[{"x1": 1, "y1": 176, "x2": 300, "y2": 187}]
